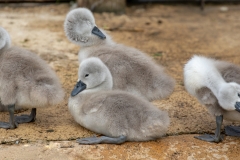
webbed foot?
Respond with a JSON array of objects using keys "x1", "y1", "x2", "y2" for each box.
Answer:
[
  {"x1": 15, "y1": 108, "x2": 36, "y2": 124},
  {"x1": 225, "y1": 126, "x2": 240, "y2": 137},
  {"x1": 0, "y1": 121, "x2": 18, "y2": 129},
  {"x1": 195, "y1": 115, "x2": 224, "y2": 143},
  {"x1": 194, "y1": 134, "x2": 224, "y2": 143},
  {"x1": 0, "y1": 104, "x2": 18, "y2": 129},
  {"x1": 76, "y1": 135, "x2": 127, "y2": 145}
]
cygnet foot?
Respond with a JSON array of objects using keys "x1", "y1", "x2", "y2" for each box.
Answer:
[
  {"x1": 0, "y1": 105, "x2": 18, "y2": 129},
  {"x1": 15, "y1": 108, "x2": 36, "y2": 124},
  {"x1": 76, "y1": 135, "x2": 127, "y2": 145},
  {"x1": 194, "y1": 134, "x2": 224, "y2": 143},
  {"x1": 194, "y1": 115, "x2": 224, "y2": 143},
  {"x1": 225, "y1": 126, "x2": 240, "y2": 137},
  {"x1": 0, "y1": 121, "x2": 18, "y2": 129}
]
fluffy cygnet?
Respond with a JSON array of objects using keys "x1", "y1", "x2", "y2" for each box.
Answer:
[
  {"x1": 64, "y1": 8, "x2": 175, "y2": 101},
  {"x1": 68, "y1": 57, "x2": 170, "y2": 144},
  {"x1": 184, "y1": 55, "x2": 240, "y2": 142},
  {"x1": 0, "y1": 26, "x2": 65, "y2": 129}
]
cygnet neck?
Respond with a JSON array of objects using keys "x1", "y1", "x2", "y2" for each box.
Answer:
[
  {"x1": 83, "y1": 68, "x2": 113, "y2": 94},
  {"x1": 0, "y1": 30, "x2": 11, "y2": 53}
]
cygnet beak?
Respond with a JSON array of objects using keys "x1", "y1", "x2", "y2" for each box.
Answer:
[
  {"x1": 235, "y1": 102, "x2": 240, "y2": 112},
  {"x1": 235, "y1": 93, "x2": 240, "y2": 112},
  {"x1": 71, "y1": 80, "x2": 87, "y2": 97},
  {"x1": 92, "y1": 26, "x2": 106, "y2": 39}
]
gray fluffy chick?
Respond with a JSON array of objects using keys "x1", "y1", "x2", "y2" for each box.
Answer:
[
  {"x1": 64, "y1": 8, "x2": 175, "y2": 101},
  {"x1": 68, "y1": 57, "x2": 170, "y2": 144},
  {"x1": 184, "y1": 55, "x2": 240, "y2": 143},
  {"x1": 0, "y1": 27, "x2": 65, "y2": 129}
]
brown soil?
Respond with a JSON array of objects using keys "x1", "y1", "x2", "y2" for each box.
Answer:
[{"x1": 0, "y1": 3, "x2": 240, "y2": 159}]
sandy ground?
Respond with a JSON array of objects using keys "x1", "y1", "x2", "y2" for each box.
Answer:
[{"x1": 0, "y1": 3, "x2": 240, "y2": 159}]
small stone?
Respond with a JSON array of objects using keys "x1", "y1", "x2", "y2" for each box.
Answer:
[{"x1": 219, "y1": 6, "x2": 229, "y2": 12}]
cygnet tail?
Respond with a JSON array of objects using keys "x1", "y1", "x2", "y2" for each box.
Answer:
[
  {"x1": 30, "y1": 80, "x2": 65, "y2": 108},
  {"x1": 0, "y1": 27, "x2": 11, "y2": 51},
  {"x1": 216, "y1": 61, "x2": 240, "y2": 84},
  {"x1": 143, "y1": 110, "x2": 170, "y2": 140},
  {"x1": 153, "y1": 110, "x2": 170, "y2": 137},
  {"x1": 150, "y1": 71, "x2": 175, "y2": 101},
  {"x1": 160, "y1": 73, "x2": 175, "y2": 98}
]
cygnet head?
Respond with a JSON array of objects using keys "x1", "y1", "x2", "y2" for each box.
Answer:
[
  {"x1": 0, "y1": 27, "x2": 11, "y2": 51},
  {"x1": 71, "y1": 57, "x2": 113, "y2": 96},
  {"x1": 218, "y1": 82, "x2": 240, "y2": 111},
  {"x1": 64, "y1": 8, "x2": 107, "y2": 47}
]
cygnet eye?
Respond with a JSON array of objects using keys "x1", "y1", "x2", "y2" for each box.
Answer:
[{"x1": 85, "y1": 74, "x2": 89, "y2": 77}]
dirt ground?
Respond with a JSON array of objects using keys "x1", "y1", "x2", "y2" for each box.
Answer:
[{"x1": 0, "y1": 3, "x2": 240, "y2": 159}]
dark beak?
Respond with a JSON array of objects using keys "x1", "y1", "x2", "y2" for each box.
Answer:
[
  {"x1": 235, "y1": 102, "x2": 240, "y2": 112},
  {"x1": 235, "y1": 93, "x2": 240, "y2": 112},
  {"x1": 71, "y1": 80, "x2": 87, "y2": 97},
  {"x1": 92, "y1": 26, "x2": 106, "y2": 39}
]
